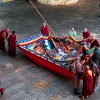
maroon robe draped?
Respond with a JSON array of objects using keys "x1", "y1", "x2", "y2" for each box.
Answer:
[
  {"x1": 90, "y1": 39, "x2": 100, "y2": 49},
  {"x1": 72, "y1": 62, "x2": 82, "y2": 88},
  {"x1": 41, "y1": 26, "x2": 49, "y2": 36},
  {"x1": 0, "y1": 29, "x2": 8, "y2": 39},
  {"x1": 0, "y1": 34, "x2": 5, "y2": 51},
  {"x1": 91, "y1": 62, "x2": 99, "y2": 91},
  {"x1": 8, "y1": 34, "x2": 17, "y2": 57},
  {"x1": 83, "y1": 32, "x2": 90, "y2": 44},
  {"x1": 82, "y1": 69, "x2": 93, "y2": 97}
]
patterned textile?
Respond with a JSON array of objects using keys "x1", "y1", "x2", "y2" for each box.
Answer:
[
  {"x1": 17, "y1": 34, "x2": 42, "y2": 44},
  {"x1": 17, "y1": 34, "x2": 83, "y2": 69}
]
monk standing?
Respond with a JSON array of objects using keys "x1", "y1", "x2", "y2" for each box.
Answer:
[
  {"x1": 0, "y1": 29, "x2": 9, "y2": 39},
  {"x1": 92, "y1": 44, "x2": 100, "y2": 65},
  {"x1": 82, "y1": 28, "x2": 90, "y2": 44},
  {"x1": 41, "y1": 22, "x2": 50, "y2": 36},
  {"x1": 72, "y1": 58, "x2": 82, "y2": 95},
  {"x1": 0, "y1": 32, "x2": 6, "y2": 51},
  {"x1": 90, "y1": 35, "x2": 99, "y2": 49},
  {"x1": 89, "y1": 59, "x2": 99, "y2": 92},
  {"x1": 8, "y1": 31, "x2": 18, "y2": 57},
  {"x1": 80, "y1": 65, "x2": 94, "y2": 99}
]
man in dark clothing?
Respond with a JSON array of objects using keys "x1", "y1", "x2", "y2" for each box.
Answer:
[{"x1": 92, "y1": 44, "x2": 100, "y2": 66}]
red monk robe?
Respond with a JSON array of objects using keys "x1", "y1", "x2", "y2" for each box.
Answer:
[
  {"x1": 90, "y1": 39, "x2": 99, "y2": 49},
  {"x1": 41, "y1": 22, "x2": 50, "y2": 36},
  {"x1": 83, "y1": 31, "x2": 90, "y2": 44},
  {"x1": 81, "y1": 66, "x2": 94, "y2": 99},
  {"x1": 0, "y1": 29, "x2": 9, "y2": 39},
  {"x1": 72, "y1": 59, "x2": 82, "y2": 95},
  {"x1": 8, "y1": 31, "x2": 17, "y2": 57},
  {"x1": 0, "y1": 33, "x2": 5, "y2": 51},
  {"x1": 89, "y1": 59, "x2": 99, "y2": 92}
]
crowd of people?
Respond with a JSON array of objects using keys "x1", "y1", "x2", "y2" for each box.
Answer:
[
  {"x1": 40, "y1": 22, "x2": 100, "y2": 99},
  {"x1": 0, "y1": 22, "x2": 100, "y2": 98},
  {"x1": 0, "y1": 29, "x2": 18, "y2": 57},
  {"x1": 68, "y1": 28, "x2": 100, "y2": 99}
]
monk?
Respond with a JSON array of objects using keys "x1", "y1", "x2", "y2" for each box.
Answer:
[
  {"x1": 80, "y1": 65, "x2": 94, "y2": 99},
  {"x1": 90, "y1": 35, "x2": 99, "y2": 49},
  {"x1": 0, "y1": 29, "x2": 9, "y2": 39},
  {"x1": 8, "y1": 31, "x2": 18, "y2": 57},
  {"x1": 89, "y1": 59, "x2": 99, "y2": 92},
  {"x1": 0, "y1": 32, "x2": 5, "y2": 51},
  {"x1": 72, "y1": 57, "x2": 82, "y2": 95},
  {"x1": 82, "y1": 28, "x2": 90, "y2": 44},
  {"x1": 92, "y1": 44, "x2": 100, "y2": 65},
  {"x1": 41, "y1": 22, "x2": 50, "y2": 36}
]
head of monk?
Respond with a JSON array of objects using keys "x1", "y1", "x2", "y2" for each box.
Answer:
[
  {"x1": 7, "y1": 29, "x2": 9, "y2": 32},
  {"x1": 91, "y1": 35, "x2": 96, "y2": 40},
  {"x1": 12, "y1": 31, "x2": 15, "y2": 34},
  {"x1": 71, "y1": 27, "x2": 75, "y2": 32},
  {"x1": 84, "y1": 28, "x2": 88, "y2": 32},
  {"x1": 85, "y1": 65, "x2": 90, "y2": 70},
  {"x1": 3, "y1": 32, "x2": 6, "y2": 38},
  {"x1": 43, "y1": 22, "x2": 46, "y2": 27}
]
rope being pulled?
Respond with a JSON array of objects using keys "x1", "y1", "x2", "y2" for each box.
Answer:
[{"x1": 28, "y1": 0, "x2": 70, "y2": 53}]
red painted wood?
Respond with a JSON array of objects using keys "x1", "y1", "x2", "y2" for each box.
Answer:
[{"x1": 17, "y1": 45, "x2": 73, "y2": 80}]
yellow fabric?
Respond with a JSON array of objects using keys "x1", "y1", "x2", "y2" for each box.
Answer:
[
  {"x1": 54, "y1": 56, "x2": 61, "y2": 60},
  {"x1": 87, "y1": 70, "x2": 92, "y2": 77},
  {"x1": 19, "y1": 36, "x2": 49, "y2": 46}
]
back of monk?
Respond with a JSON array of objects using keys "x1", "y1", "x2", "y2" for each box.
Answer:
[
  {"x1": 82, "y1": 69, "x2": 93, "y2": 97},
  {"x1": 8, "y1": 34, "x2": 17, "y2": 57},
  {"x1": 90, "y1": 39, "x2": 100, "y2": 49}
]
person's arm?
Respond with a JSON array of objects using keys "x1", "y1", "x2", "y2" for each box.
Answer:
[
  {"x1": 68, "y1": 30, "x2": 71, "y2": 36},
  {"x1": 73, "y1": 31, "x2": 77, "y2": 37}
]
